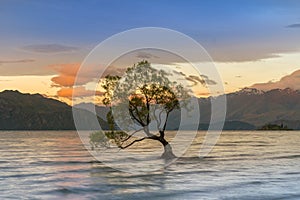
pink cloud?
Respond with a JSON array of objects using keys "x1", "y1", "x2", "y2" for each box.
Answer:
[
  {"x1": 50, "y1": 63, "x2": 90, "y2": 87},
  {"x1": 57, "y1": 86, "x2": 103, "y2": 99},
  {"x1": 48, "y1": 63, "x2": 126, "y2": 100},
  {"x1": 49, "y1": 63, "x2": 126, "y2": 87}
]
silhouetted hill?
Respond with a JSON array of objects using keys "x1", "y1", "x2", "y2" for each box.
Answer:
[
  {"x1": 1, "y1": 88, "x2": 299, "y2": 130},
  {"x1": 75, "y1": 100, "x2": 257, "y2": 130},
  {"x1": 0, "y1": 90, "x2": 108, "y2": 130},
  {"x1": 75, "y1": 88, "x2": 300, "y2": 130},
  {"x1": 196, "y1": 88, "x2": 300, "y2": 129},
  {"x1": 227, "y1": 88, "x2": 300, "y2": 126},
  {"x1": 164, "y1": 88, "x2": 300, "y2": 130},
  {"x1": 74, "y1": 102, "x2": 109, "y2": 121}
]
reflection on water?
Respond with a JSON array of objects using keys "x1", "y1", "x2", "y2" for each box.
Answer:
[{"x1": 0, "y1": 131, "x2": 299, "y2": 199}]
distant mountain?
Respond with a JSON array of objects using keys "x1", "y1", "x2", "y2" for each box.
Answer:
[
  {"x1": 224, "y1": 88, "x2": 300, "y2": 127},
  {"x1": 0, "y1": 90, "x2": 108, "y2": 130},
  {"x1": 74, "y1": 102, "x2": 109, "y2": 121},
  {"x1": 75, "y1": 88, "x2": 300, "y2": 130},
  {"x1": 197, "y1": 87, "x2": 300, "y2": 129},
  {"x1": 74, "y1": 102, "x2": 120, "y2": 130},
  {"x1": 1, "y1": 88, "x2": 299, "y2": 130}
]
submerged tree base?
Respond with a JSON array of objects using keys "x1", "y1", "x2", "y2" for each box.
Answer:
[
  {"x1": 161, "y1": 144, "x2": 177, "y2": 159},
  {"x1": 161, "y1": 152, "x2": 177, "y2": 160}
]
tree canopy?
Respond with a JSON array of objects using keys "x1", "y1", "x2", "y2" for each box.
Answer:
[{"x1": 99, "y1": 60, "x2": 191, "y2": 159}]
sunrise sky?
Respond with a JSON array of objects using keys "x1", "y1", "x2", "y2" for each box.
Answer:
[{"x1": 1, "y1": 0, "x2": 300, "y2": 104}]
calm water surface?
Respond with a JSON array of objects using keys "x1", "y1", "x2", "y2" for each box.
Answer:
[{"x1": 0, "y1": 131, "x2": 299, "y2": 199}]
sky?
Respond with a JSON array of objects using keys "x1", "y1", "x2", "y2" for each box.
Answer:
[{"x1": 0, "y1": 0, "x2": 300, "y2": 104}]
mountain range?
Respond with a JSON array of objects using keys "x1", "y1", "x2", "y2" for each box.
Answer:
[
  {"x1": 0, "y1": 90, "x2": 108, "y2": 130},
  {"x1": 0, "y1": 88, "x2": 299, "y2": 130},
  {"x1": 75, "y1": 87, "x2": 300, "y2": 130},
  {"x1": 198, "y1": 88, "x2": 300, "y2": 129}
]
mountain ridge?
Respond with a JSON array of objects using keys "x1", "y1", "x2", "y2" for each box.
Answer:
[
  {"x1": 0, "y1": 88, "x2": 299, "y2": 130},
  {"x1": 0, "y1": 90, "x2": 109, "y2": 130}
]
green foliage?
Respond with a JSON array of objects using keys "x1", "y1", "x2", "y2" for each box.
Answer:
[
  {"x1": 102, "y1": 75, "x2": 121, "y2": 106},
  {"x1": 89, "y1": 130, "x2": 128, "y2": 149},
  {"x1": 99, "y1": 60, "x2": 191, "y2": 150},
  {"x1": 110, "y1": 60, "x2": 191, "y2": 131},
  {"x1": 259, "y1": 123, "x2": 292, "y2": 130},
  {"x1": 106, "y1": 109, "x2": 115, "y2": 131},
  {"x1": 101, "y1": 75, "x2": 121, "y2": 131},
  {"x1": 105, "y1": 131, "x2": 128, "y2": 147},
  {"x1": 89, "y1": 131, "x2": 109, "y2": 149}
]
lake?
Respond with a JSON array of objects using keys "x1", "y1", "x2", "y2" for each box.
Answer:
[{"x1": 0, "y1": 131, "x2": 299, "y2": 199}]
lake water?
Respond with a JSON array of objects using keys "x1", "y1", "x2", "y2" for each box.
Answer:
[{"x1": 0, "y1": 131, "x2": 299, "y2": 199}]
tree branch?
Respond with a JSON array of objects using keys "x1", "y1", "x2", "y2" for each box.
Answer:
[
  {"x1": 152, "y1": 105, "x2": 161, "y2": 131},
  {"x1": 129, "y1": 106, "x2": 145, "y2": 126},
  {"x1": 119, "y1": 133, "x2": 161, "y2": 149},
  {"x1": 162, "y1": 111, "x2": 170, "y2": 132},
  {"x1": 129, "y1": 101, "x2": 146, "y2": 126},
  {"x1": 146, "y1": 95, "x2": 150, "y2": 125},
  {"x1": 158, "y1": 109, "x2": 165, "y2": 129},
  {"x1": 121, "y1": 128, "x2": 144, "y2": 143}
]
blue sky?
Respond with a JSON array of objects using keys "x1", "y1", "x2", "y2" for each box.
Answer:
[
  {"x1": 0, "y1": 0, "x2": 300, "y2": 102},
  {"x1": 2, "y1": 0, "x2": 300, "y2": 46}
]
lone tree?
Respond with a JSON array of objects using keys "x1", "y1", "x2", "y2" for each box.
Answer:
[{"x1": 101, "y1": 60, "x2": 190, "y2": 159}]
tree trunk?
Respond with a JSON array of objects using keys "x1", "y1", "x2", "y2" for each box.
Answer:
[{"x1": 159, "y1": 136, "x2": 176, "y2": 159}]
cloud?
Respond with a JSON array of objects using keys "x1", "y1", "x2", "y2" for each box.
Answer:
[
  {"x1": 49, "y1": 63, "x2": 98, "y2": 100},
  {"x1": 251, "y1": 69, "x2": 300, "y2": 91},
  {"x1": 185, "y1": 76, "x2": 199, "y2": 86},
  {"x1": 136, "y1": 52, "x2": 160, "y2": 59},
  {"x1": 286, "y1": 24, "x2": 300, "y2": 28},
  {"x1": 0, "y1": 59, "x2": 35, "y2": 65},
  {"x1": 188, "y1": 75, "x2": 205, "y2": 85},
  {"x1": 50, "y1": 63, "x2": 83, "y2": 87},
  {"x1": 49, "y1": 63, "x2": 127, "y2": 100},
  {"x1": 200, "y1": 75, "x2": 217, "y2": 85},
  {"x1": 187, "y1": 74, "x2": 217, "y2": 86},
  {"x1": 21, "y1": 44, "x2": 78, "y2": 53},
  {"x1": 172, "y1": 70, "x2": 216, "y2": 86},
  {"x1": 57, "y1": 86, "x2": 103, "y2": 100},
  {"x1": 195, "y1": 91, "x2": 211, "y2": 96},
  {"x1": 49, "y1": 63, "x2": 126, "y2": 87},
  {"x1": 50, "y1": 62, "x2": 218, "y2": 100},
  {"x1": 172, "y1": 70, "x2": 186, "y2": 77}
]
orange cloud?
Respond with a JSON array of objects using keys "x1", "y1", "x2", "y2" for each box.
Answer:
[
  {"x1": 50, "y1": 63, "x2": 81, "y2": 87},
  {"x1": 52, "y1": 75, "x2": 76, "y2": 87},
  {"x1": 49, "y1": 63, "x2": 125, "y2": 87},
  {"x1": 251, "y1": 69, "x2": 300, "y2": 91},
  {"x1": 57, "y1": 86, "x2": 103, "y2": 99},
  {"x1": 49, "y1": 62, "x2": 128, "y2": 101},
  {"x1": 49, "y1": 63, "x2": 103, "y2": 100}
]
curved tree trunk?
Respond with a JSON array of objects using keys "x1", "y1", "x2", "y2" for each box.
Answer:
[{"x1": 159, "y1": 136, "x2": 176, "y2": 159}]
